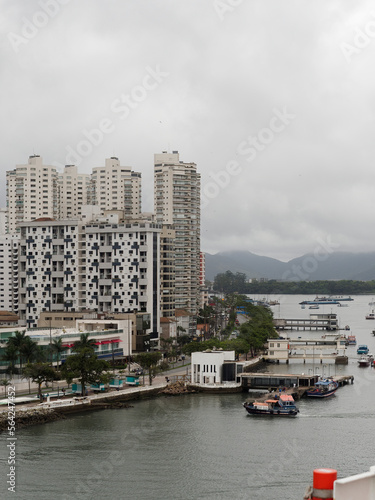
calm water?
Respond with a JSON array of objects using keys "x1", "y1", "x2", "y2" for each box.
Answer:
[{"x1": 2, "y1": 295, "x2": 375, "y2": 500}]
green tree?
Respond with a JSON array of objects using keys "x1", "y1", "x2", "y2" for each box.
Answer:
[
  {"x1": 0, "y1": 378, "x2": 11, "y2": 396},
  {"x1": 222, "y1": 338, "x2": 250, "y2": 360},
  {"x1": 61, "y1": 347, "x2": 110, "y2": 397},
  {"x1": 23, "y1": 363, "x2": 58, "y2": 401},
  {"x1": 134, "y1": 352, "x2": 162, "y2": 386},
  {"x1": 182, "y1": 338, "x2": 223, "y2": 357},
  {"x1": 160, "y1": 337, "x2": 173, "y2": 355},
  {"x1": 8, "y1": 331, "x2": 28, "y2": 374},
  {"x1": 72, "y1": 333, "x2": 97, "y2": 352},
  {"x1": 51, "y1": 338, "x2": 67, "y2": 368},
  {"x1": 1, "y1": 343, "x2": 19, "y2": 376},
  {"x1": 20, "y1": 337, "x2": 40, "y2": 365}
]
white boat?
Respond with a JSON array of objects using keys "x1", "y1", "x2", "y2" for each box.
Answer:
[
  {"x1": 366, "y1": 310, "x2": 375, "y2": 320},
  {"x1": 358, "y1": 355, "x2": 372, "y2": 367}
]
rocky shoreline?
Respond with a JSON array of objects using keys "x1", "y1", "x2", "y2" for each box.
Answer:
[
  {"x1": 0, "y1": 407, "x2": 66, "y2": 432},
  {"x1": 161, "y1": 381, "x2": 198, "y2": 395}
]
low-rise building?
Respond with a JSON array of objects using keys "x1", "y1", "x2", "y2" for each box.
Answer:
[{"x1": 191, "y1": 350, "x2": 236, "y2": 385}]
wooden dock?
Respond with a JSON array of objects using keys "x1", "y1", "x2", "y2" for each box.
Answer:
[{"x1": 241, "y1": 372, "x2": 354, "y2": 401}]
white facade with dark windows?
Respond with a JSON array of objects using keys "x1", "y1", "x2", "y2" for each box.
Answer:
[{"x1": 18, "y1": 216, "x2": 161, "y2": 340}]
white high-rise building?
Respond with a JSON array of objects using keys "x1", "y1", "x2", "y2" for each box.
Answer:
[
  {"x1": 91, "y1": 157, "x2": 142, "y2": 216},
  {"x1": 6, "y1": 155, "x2": 58, "y2": 233},
  {"x1": 154, "y1": 151, "x2": 201, "y2": 333},
  {"x1": 18, "y1": 219, "x2": 80, "y2": 327},
  {"x1": 0, "y1": 234, "x2": 19, "y2": 313},
  {"x1": 18, "y1": 215, "x2": 161, "y2": 338},
  {"x1": 6, "y1": 156, "x2": 142, "y2": 234},
  {"x1": 0, "y1": 208, "x2": 8, "y2": 234},
  {"x1": 57, "y1": 165, "x2": 92, "y2": 220}
]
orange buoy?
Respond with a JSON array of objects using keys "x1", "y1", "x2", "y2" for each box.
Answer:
[{"x1": 312, "y1": 468, "x2": 337, "y2": 500}]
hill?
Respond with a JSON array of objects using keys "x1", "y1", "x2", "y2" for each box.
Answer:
[{"x1": 204, "y1": 250, "x2": 375, "y2": 282}]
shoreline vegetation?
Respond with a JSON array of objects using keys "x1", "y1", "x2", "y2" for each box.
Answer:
[
  {"x1": 212, "y1": 272, "x2": 375, "y2": 295},
  {"x1": 0, "y1": 380, "x2": 202, "y2": 432},
  {"x1": 0, "y1": 297, "x2": 275, "y2": 432}
]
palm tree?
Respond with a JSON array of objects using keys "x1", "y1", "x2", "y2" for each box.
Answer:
[
  {"x1": 51, "y1": 338, "x2": 67, "y2": 368},
  {"x1": 0, "y1": 378, "x2": 11, "y2": 396},
  {"x1": 20, "y1": 337, "x2": 39, "y2": 365},
  {"x1": 73, "y1": 333, "x2": 97, "y2": 352},
  {"x1": 8, "y1": 330, "x2": 28, "y2": 374},
  {"x1": 1, "y1": 343, "x2": 19, "y2": 377}
]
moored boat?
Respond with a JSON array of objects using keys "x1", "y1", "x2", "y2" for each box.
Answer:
[
  {"x1": 243, "y1": 394, "x2": 299, "y2": 416},
  {"x1": 347, "y1": 335, "x2": 356, "y2": 345},
  {"x1": 358, "y1": 355, "x2": 372, "y2": 367},
  {"x1": 357, "y1": 344, "x2": 369, "y2": 355},
  {"x1": 306, "y1": 378, "x2": 339, "y2": 398},
  {"x1": 366, "y1": 310, "x2": 375, "y2": 320}
]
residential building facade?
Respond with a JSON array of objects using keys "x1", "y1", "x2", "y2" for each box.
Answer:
[
  {"x1": 91, "y1": 157, "x2": 142, "y2": 216},
  {"x1": 0, "y1": 233, "x2": 19, "y2": 313},
  {"x1": 18, "y1": 215, "x2": 161, "y2": 340},
  {"x1": 6, "y1": 155, "x2": 58, "y2": 233},
  {"x1": 57, "y1": 165, "x2": 92, "y2": 220},
  {"x1": 154, "y1": 151, "x2": 201, "y2": 334}
]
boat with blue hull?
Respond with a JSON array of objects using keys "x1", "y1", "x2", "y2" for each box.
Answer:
[
  {"x1": 243, "y1": 394, "x2": 299, "y2": 416},
  {"x1": 357, "y1": 345, "x2": 369, "y2": 355},
  {"x1": 306, "y1": 379, "x2": 339, "y2": 398}
]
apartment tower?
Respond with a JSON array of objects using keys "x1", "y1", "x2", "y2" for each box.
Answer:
[
  {"x1": 154, "y1": 151, "x2": 201, "y2": 333},
  {"x1": 91, "y1": 157, "x2": 142, "y2": 216},
  {"x1": 6, "y1": 155, "x2": 58, "y2": 233}
]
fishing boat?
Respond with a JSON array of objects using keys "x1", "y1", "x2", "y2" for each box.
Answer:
[
  {"x1": 358, "y1": 355, "x2": 372, "y2": 367},
  {"x1": 305, "y1": 378, "x2": 339, "y2": 398},
  {"x1": 243, "y1": 394, "x2": 299, "y2": 416},
  {"x1": 347, "y1": 335, "x2": 357, "y2": 345},
  {"x1": 357, "y1": 345, "x2": 369, "y2": 355}
]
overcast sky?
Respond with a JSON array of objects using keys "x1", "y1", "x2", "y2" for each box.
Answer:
[{"x1": 1, "y1": 0, "x2": 375, "y2": 261}]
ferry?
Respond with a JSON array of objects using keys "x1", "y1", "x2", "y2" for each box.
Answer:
[
  {"x1": 326, "y1": 296, "x2": 353, "y2": 302},
  {"x1": 299, "y1": 299, "x2": 340, "y2": 305},
  {"x1": 243, "y1": 394, "x2": 299, "y2": 417}
]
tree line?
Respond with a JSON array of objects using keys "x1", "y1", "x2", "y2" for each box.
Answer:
[
  {"x1": 0, "y1": 331, "x2": 166, "y2": 399},
  {"x1": 213, "y1": 270, "x2": 375, "y2": 295},
  {"x1": 182, "y1": 296, "x2": 278, "y2": 359}
]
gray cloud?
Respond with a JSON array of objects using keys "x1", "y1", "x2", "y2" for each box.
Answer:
[{"x1": 1, "y1": 0, "x2": 375, "y2": 260}]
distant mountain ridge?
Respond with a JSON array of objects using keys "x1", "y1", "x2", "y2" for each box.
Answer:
[{"x1": 204, "y1": 250, "x2": 375, "y2": 282}]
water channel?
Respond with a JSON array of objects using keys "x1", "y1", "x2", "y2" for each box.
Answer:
[{"x1": 2, "y1": 294, "x2": 375, "y2": 499}]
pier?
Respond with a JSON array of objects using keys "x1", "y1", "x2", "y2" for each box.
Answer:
[
  {"x1": 265, "y1": 336, "x2": 348, "y2": 364},
  {"x1": 273, "y1": 313, "x2": 338, "y2": 331},
  {"x1": 240, "y1": 372, "x2": 354, "y2": 399}
]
